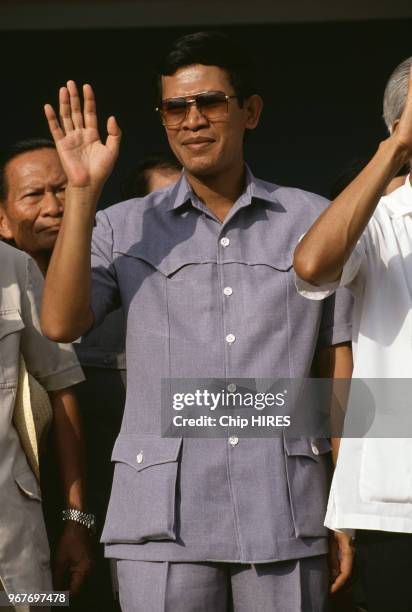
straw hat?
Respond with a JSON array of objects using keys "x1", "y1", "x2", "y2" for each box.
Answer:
[{"x1": 13, "y1": 355, "x2": 53, "y2": 482}]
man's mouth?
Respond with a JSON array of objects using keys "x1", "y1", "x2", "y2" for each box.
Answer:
[
  {"x1": 181, "y1": 137, "x2": 215, "y2": 151},
  {"x1": 38, "y1": 224, "x2": 61, "y2": 233}
]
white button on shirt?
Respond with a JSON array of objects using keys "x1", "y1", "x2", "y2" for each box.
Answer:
[
  {"x1": 223, "y1": 287, "x2": 233, "y2": 296},
  {"x1": 296, "y1": 176, "x2": 412, "y2": 534},
  {"x1": 229, "y1": 436, "x2": 239, "y2": 446},
  {"x1": 227, "y1": 383, "x2": 237, "y2": 392},
  {"x1": 220, "y1": 237, "x2": 230, "y2": 248},
  {"x1": 226, "y1": 334, "x2": 236, "y2": 344}
]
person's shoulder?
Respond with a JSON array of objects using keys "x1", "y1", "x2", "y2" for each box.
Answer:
[
  {"x1": 0, "y1": 241, "x2": 30, "y2": 275},
  {"x1": 255, "y1": 176, "x2": 329, "y2": 223},
  {"x1": 271, "y1": 182, "x2": 329, "y2": 214},
  {"x1": 375, "y1": 178, "x2": 410, "y2": 222},
  {"x1": 101, "y1": 183, "x2": 176, "y2": 224},
  {"x1": 0, "y1": 242, "x2": 33, "y2": 306},
  {"x1": 94, "y1": 184, "x2": 177, "y2": 251}
]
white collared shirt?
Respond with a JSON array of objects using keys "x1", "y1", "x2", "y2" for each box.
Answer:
[{"x1": 296, "y1": 176, "x2": 412, "y2": 533}]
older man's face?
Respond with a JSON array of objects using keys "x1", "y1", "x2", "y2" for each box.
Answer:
[{"x1": 0, "y1": 148, "x2": 66, "y2": 256}]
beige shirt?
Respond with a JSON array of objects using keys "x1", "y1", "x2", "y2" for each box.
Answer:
[{"x1": 0, "y1": 241, "x2": 84, "y2": 593}]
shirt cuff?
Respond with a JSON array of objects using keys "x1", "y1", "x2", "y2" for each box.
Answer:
[
  {"x1": 317, "y1": 322, "x2": 353, "y2": 348},
  {"x1": 330, "y1": 527, "x2": 356, "y2": 538},
  {"x1": 38, "y1": 363, "x2": 85, "y2": 391},
  {"x1": 295, "y1": 274, "x2": 340, "y2": 300},
  {"x1": 295, "y1": 239, "x2": 364, "y2": 300}
]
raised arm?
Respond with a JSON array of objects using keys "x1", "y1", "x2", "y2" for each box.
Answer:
[
  {"x1": 41, "y1": 81, "x2": 121, "y2": 342},
  {"x1": 293, "y1": 66, "x2": 412, "y2": 286}
]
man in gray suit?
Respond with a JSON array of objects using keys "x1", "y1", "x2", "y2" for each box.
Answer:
[{"x1": 41, "y1": 31, "x2": 353, "y2": 611}]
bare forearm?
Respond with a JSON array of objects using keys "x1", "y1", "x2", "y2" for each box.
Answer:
[
  {"x1": 316, "y1": 343, "x2": 353, "y2": 465},
  {"x1": 294, "y1": 137, "x2": 409, "y2": 285},
  {"x1": 41, "y1": 186, "x2": 98, "y2": 341},
  {"x1": 331, "y1": 437, "x2": 341, "y2": 466},
  {"x1": 49, "y1": 388, "x2": 87, "y2": 511}
]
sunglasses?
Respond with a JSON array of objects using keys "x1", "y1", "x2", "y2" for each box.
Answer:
[{"x1": 155, "y1": 90, "x2": 238, "y2": 128}]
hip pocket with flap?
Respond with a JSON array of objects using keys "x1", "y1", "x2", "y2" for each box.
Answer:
[
  {"x1": 283, "y1": 437, "x2": 332, "y2": 538},
  {"x1": 101, "y1": 434, "x2": 183, "y2": 544}
]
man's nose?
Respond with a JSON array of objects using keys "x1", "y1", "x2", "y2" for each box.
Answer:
[
  {"x1": 182, "y1": 102, "x2": 209, "y2": 129},
  {"x1": 41, "y1": 192, "x2": 64, "y2": 216}
]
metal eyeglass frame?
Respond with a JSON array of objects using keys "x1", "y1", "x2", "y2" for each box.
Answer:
[{"x1": 155, "y1": 90, "x2": 238, "y2": 127}]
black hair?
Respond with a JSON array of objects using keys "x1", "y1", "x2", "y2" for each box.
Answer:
[
  {"x1": 121, "y1": 152, "x2": 182, "y2": 199},
  {"x1": 0, "y1": 138, "x2": 56, "y2": 201},
  {"x1": 157, "y1": 31, "x2": 257, "y2": 105}
]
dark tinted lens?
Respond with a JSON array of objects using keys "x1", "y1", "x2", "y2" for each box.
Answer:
[
  {"x1": 196, "y1": 92, "x2": 228, "y2": 119},
  {"x1": 161, "y1": 98, "x2": 187, "y2": 125}
]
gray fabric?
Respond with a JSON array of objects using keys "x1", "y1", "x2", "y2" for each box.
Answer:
[
  {"x1": 230, "y1": 557, "x2": 329, "y2": 612},
  {"x1": 0, "y1": 242, "x2": 84, "y2": 594},
  {"x1": 74, "y1": 308, "x2": 126, "y2": 369},
  {"x1": 91, "y1": 167, "x2": 353, "y2": 563},
  {"x1": 116, "y1": 557, "x2": 329, "y2": 612}
]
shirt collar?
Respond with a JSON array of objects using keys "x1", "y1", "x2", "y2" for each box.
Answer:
[
  {"x1": 384, "y1": 174, "x2": 412, "y2": 218},
  {"x1": 166, "y1": 165, "x2": 277, "y2": 213}
]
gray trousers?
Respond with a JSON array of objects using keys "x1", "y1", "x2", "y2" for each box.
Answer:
[{"x1": 116, "y1": 555, "x2": 329, "y2": 612}]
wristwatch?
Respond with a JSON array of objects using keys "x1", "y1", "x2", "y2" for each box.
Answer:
[{"x1": 62, "y1": 508, "x2": 96, "y2": 533}]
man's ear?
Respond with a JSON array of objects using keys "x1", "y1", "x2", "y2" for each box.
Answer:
[
  {"x1": 0, "y1": 205, "x2": 14, "y2": 240},
  {"x1": 390, "y1": 119, "x2": 400, "y2": 135},
  {"x1": 244, "y1": 95, "x2": 264, "y2": 130}
]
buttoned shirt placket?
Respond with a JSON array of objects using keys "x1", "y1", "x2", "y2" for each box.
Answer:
[
  {"x1": 182, "y1": 190, "x2": 253, "y2": 560},
  {"x1": 94, "y1": 167, "x2": 353, "y2": 563}
]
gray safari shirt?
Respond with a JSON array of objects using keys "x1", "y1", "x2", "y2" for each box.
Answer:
[
  {"x1": 0, "y1": 242, "x2": 84, "y2": 593},
  {"x1": 92, "y1": 167, "x2": 352, "y2": 564}
]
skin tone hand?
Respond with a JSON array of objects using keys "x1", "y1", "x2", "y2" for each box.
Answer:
[
  {"x1": 315, "y1": 343, "x2": 355, "y2": 593},
  {"x1": 53, "y1": 522, "x2": 93, "y2": 596},
  {"x1": 41, "y1": 81, "x2": 121, "y2": 341},
  {"x1": 44, "y1": 81, "x2": 121, "y2": 192},
  {"x1": 329, "y1": 531, "x2": 355, "y2": 594},
  {"x1": 294, "y1": 65, "x2": 412, "y2": 286},
  {"x1": 49, "y1": 387, "x2": 92, "y2": 595},
  {"x1": 392, "y1": 65, "x2": 412, "y2": 154}
]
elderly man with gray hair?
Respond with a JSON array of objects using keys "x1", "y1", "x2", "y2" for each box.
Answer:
[{"x1": 294, "y1": 57, "x2": 412, "y2": 612}]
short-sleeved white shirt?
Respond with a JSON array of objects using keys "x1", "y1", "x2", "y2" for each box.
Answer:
[{"x1": 296, "y1": 176, "x2": 412, "y2": 533}]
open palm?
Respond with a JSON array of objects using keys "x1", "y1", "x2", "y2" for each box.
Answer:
[{"x1": 44, "y1": 81, "x2": 121, "y2": 189}]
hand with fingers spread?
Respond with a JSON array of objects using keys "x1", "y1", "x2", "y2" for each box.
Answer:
[
  {"x1": 40, "y1": 81, "x2": 120, "y2": 342},
  {"x1": 44, "y1": 81, "x2": 121, "y2": 191}
]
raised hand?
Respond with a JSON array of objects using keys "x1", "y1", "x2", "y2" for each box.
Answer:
[
  {"x1": 44, "y1": 81, "x2": 121, "y2": 190},
  {"x1": 392, "y1": 65, "x2": 412, "y2": 158}
]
